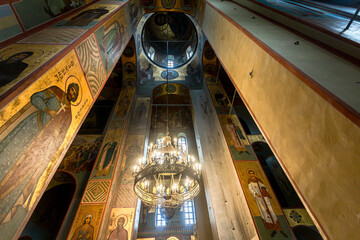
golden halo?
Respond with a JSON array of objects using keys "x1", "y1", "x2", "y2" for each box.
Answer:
[
  {"x1": 83, "y1": 210, "x2": 97, "y2": 223},
  {"x1": 0, "y1": 48, "x2": 45, "y2": 61},
  {"x1": 247, "y1": 168, "x2": 256, "y2": 176},
  {"x1": 115, "y1": 214, "x2": 128, "y2": 227},
  {"x1": 65, "y1": 75, "x2": 82, "y2": 106}
]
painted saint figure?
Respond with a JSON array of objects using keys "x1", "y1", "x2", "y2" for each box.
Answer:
[
  {"x1": 101, "y1": 21, "x2": 125, "y2": 70},
  {"x1": 95, "y1": 142, "x2": 118, "y2": 177},
  {"x1": 247, "y1": 170, "x2": 288, "y2": 238},
  {"x1": 71, "y1": 214, "x2": 94, "y2": 240},
  {"x1": 226, "y1": 118, "x2": 246, "y2": 151},
  {"x1": 0, "y1": 83, "x2": 79, "y2": 224},
  {"x1": 64, "y1": 7, "x2": 109, "y2": 26},
  {"x1": 108, "y1": 217, "x2": 128, "y2": 240},
  {"x1": 0, "y1": 51, "x2": 33, "y2": 88},
  {"x1": 214, "y1": 91, "x2": 229, "y2": 113}
]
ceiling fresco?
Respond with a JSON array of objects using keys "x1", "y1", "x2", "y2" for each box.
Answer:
[{"x1": 135, "y1": 12, "x2": 205, "y2": 96}]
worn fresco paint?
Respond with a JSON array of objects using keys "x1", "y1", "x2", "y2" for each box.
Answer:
[
  {"x1": 0, "y1": 50, "x2": 93, "y2": 239},
  {"x1": 13, "y1": 0, "x2": 87, "y2": 30},
  {"x1": 59, "y1": 135, "x2": 104, "y2": 197},
  {"x1": 0, "y1": 44, "x2": 66, "y2": 95},
  {"x1": 67, "y1": 204, "x2": 105, "y2": 240},
  {"x1": 142, "y1": 0, "x2": 197, "y2": 14},
  {"x1": 82, "y1": 180, "x2": 111, "y2": 203},
  {"x1": 0, "y1": 4, "x2": 23, "y2": 42},
  {"x1": 69, "y1": 38, "x2": 138, "y2": 239},
  {"x1": 91, "y1": 137, "x2": 120, "y2": 179},
  {"x1": 76, "y1": 34, "x2": 107, "y2": 98},
  {"x1": 283, "y1": 208, "x2": 316, "y2": 228},
  {"x1": 19, "y1": 28, "x2": 87, "y2": 44},
  {"x1": 218, "y1": 115, "x2": 256, "y2": 160},
  {"x1": 234, "y1": 161, "x2": 294, "y2": 240},
  {"x1": 54, "y1": 4, "x2": 120, "y2": 29},
  {"x1": 106, "y1": 208, "x2": 135, "y2": 240},
  {"x1": 207, "y1": 84, "x2": 233, "y2": 115},
  {"x1": 96, "y1": 8, "x2": 128, "y2": 74}
]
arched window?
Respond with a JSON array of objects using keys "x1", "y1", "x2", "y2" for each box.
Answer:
[
  {"x1": 177, "y1": 136, "x2": 187, "y2": 150},
  {"x1": 148, "y1": 46, "x2": 155, "y2": 61}
]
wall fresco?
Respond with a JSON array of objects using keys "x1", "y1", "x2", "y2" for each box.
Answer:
[
  {"x1": 69, "y1": 38, "x2": 138, "y2": 239},
  {"x1": 218, "y1": 114, "x2": 256, "y2": 160},
  {"x1": 0, "y1": 50, "x2": 93, "y2": 239},
  {"x1": 283, "y1": 208, "x2": 316, "y2": 227},
  {"x1": 0, "y1": 4, "x2": 23, "y2": 42},
  {"x1": 68, "y1": 204, "x2": 105, "y2": 240},
  {"x1": 207, "y1": 84, "x2": 232, "y2": 114},
  {"x1": 12, "y1": 0, "x2": 87, "y2": 30},
  {"x1": 59, "y1": 134, "x2": 104, "y2": 196},
  {"x1": 54, "y1": 4, "x2": 119, "y2": 29},
  {"x1": 0, "y1": 43, "x2": 66, "y2": 95},
  {"x1": 96, "y1": 8, "x2": 128, "y2": 74},
  {"x1": 91, "y1": 138, "x2": 119, "y2": 179},
  {"x1": 82, "y1": 180, "x2": 111, "y2": 203},
  {"x1": 19, "y1": 28, "x2": 87, "y2": 44},
  {"x1": 76, "y1": 34, "x2": 107, "y2": 98},
  {"x1": 234, "y1": 161, "x2": 294, "y2": 240},
  {"x1": 107, "y1": 208, "x2": 135, "y2": 240}
]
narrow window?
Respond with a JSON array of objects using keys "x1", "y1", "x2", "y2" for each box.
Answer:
[
  {"x1": 184, "y1": 200, "x2": 195, "y2": 225},
  {"x1": 177, "y1": 136, "x2": 187, "y2": 150},
  {"x1": 156, "y1": 206, "x2": 166, "y2": 226}
]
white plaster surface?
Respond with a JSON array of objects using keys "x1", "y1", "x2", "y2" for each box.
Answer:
[{"x1": 208, "y1": 0, "x2": 360, "y2": 113}]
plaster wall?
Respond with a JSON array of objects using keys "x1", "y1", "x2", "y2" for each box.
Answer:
[
  {"x1": 201, "y1": 3, "x2": 360, "y2": 239},
  {"x1": 191, "y1": 89, "x2": 258, "y2": 240}
]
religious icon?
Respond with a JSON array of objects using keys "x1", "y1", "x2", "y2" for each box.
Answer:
[
  {"x1": 247, "y1": 169, "x2": 288, "y2": 238},
  {"x1": 114, "y1": 93, "x2": 130, "y2": 119},
  {"x1": 226, "y1": 118, "x2": 246, "y2": 152},
  {"x1": 214, "y1": 91, "x2": 229, "y2": 113},
  {"x1": 108, "y1": 216, "x2": 128, "y2": 240},
  {"x1": 100, "y1": 21, "x2": 125, "y2": 70},
  {"x1": 94, "y1": 142, "x2": 118, "y2": 177},
  {"x1": 0, "y1": 51, "x2": 33, "y2": 87},
  {"x1": 71, "y1": 214, "x2": 95, "y2": 240},
  {"x1": 63, "y1": 7, "x2": 109, "y2": 26},
  {"x1": 0, "y1": 81, "x2": 80, "y2": 224}
]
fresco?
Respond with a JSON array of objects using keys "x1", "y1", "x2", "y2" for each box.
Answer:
[
  {"x1": 283, "y1": 208, "x2": 316, "y2": 227},
  {"x1": 218, "y1": 115, "x2": 256, "y2": 160},
  {"x1": 19, "y1": 28, "x2": 87, "y2": 44},
  {"x1": 55, "y1": 4, "x2": 119, "y2": 29},
  {"x1": 60, "y1": 135, "x2": 103, "y2": 173},
  {"x1": 13, "y1": 0, "x2": 87, "y2": 30},
  {"x1": 0, "y1": 4, "x2": 23, "y2": 42},
  {"x1": 0, "y1": 50, "x2": 92, "y2": 239},
  {"x1": 118, "y1": 135, "x2": 145, "y2": 185},
  {"x1": 207, "y1": 84, "x2": 232, "y2": 114},
  {"x1": 96, "y1": 8, "x2": 128, "y2": 74},
  {"x1": 129, "y1": 97, "x2": 150, "y2": 132},
  {"x1": 234, "y1": 161, "x2": 294, "y2": 239},
  {"x1": 0, "y1": 44, "x2": 66, "y2": 95},
  {"x1": 67, "y1": 204, "x2": 105, "y2": 240},
  {"x1": 91, "y1": 140, "x2": 119, "y2": 179},
  {"x1": 76, "y1": 34, "x2": 107, "y2": 98},
  {"x1": 107, "y1": 208, "x2": 135, "y2": 240},
  {"x1": 82, "y1": 180, "x2": 111, "y2": 203}
]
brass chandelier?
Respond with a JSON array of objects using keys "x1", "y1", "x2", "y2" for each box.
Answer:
[
  {"x1": 133, "y1": 12, "x2": 201, "y2": 211},
  {"x1": 133, "y1": 132, "x2": 201, "y2": 208}
]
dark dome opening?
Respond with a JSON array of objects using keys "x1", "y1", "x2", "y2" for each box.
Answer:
[{"x1": 142, "y1": 12, "x2": 198, "y2": 69}]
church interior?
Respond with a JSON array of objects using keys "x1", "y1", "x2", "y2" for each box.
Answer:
[{"x1": 0, "y1": 0, "x2": 359, "y2": 240}]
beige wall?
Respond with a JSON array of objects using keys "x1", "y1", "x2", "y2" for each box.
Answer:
[{"x1": 201, "y1": 3, "x2": 360, "y2": 240}]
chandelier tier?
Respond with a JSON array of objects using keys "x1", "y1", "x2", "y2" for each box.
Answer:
[{"x1": 133, "y1": 132, "x2": 201, "y2": 208}]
